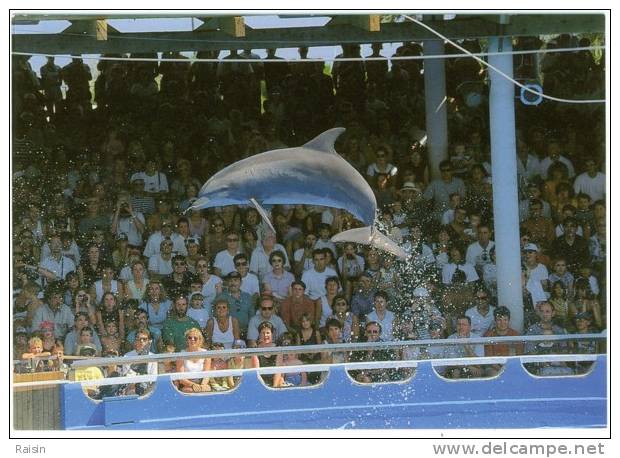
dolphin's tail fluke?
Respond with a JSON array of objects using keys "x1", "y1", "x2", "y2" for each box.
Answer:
[
  {"x1": 331, "y1": 226, "x2": 408, "y2": 260},
  {"x1": 249, "y1": 198, "x2": 277, "y2": 235}
]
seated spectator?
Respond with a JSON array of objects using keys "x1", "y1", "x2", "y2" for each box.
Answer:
[
  {"x1": 21, "y1": 336, "x2": 51, "y2": 372},
  {"x1": 204, "y1": 298, "x2": 241, "y2": 349},
  {"x1": 90, "y1": 264, "x2": 120, "y2": 304},
  {"x1": 548, "y1": 257, "x2": 575, "y2": 298},
  {"x1": 100, "y1": 320, "x2": 122, "y2": 355},
  {"x1": 161, "y1": 255, "x2": 195, "y2": 297},
  {"x1": 465, "y1": 222, "x2": 495, "y2": 274},
  {"x1": 441, "y1": 243, "x2": 479, "y2": 285},
  {"x1": 280, "y1": 280, "x2": 321, "y2": 332},
  {"x1": 351, "y1": 272, "x2": 377, "y2": 322},
  {"x1": 570, "y1": 311, "x2": 599, "y2": 374},
  {"x1": 548, "y1": 281, "x2": 573, "y2": 330},
  {"x1": 234, "y1": 253, "x2": 260, "y2": 299},
  {"x1": 555, "y1": 204, "x2": 583, "y2": 238},
  {"x1": 130, "y1": 158, "x2": 169, "y2": 196},
  {"x1": 465, "y1": 287, "x2": 496, "y2": 336},
  {"x1": 325, "y1": 295, "x2": 360, "y2": 343},
  {"x1": 550, "y1": 217, "x2": 590, "y2": 273},
  {"x1": 162, "y1": 295, "x2": 201, "y2": 352},
  {"x1": 293, "y1": 232, "x2": 317, "y2": 276},
  {"x1": 217, "y1": 271, "x2": 254, "y2": 337},
  {"x1": 111, "y1": 193, "x2": 146, "y2": 248},
  {"x1": 213, "y1": 231, "x2": 242, "y2": 278},
  {"x1": 139, "y1": 280, "x2": 172, "y2": 330},
  {"x1": 522, "y1": 243, "x2": 549, "y2": 295},
  {"x1": 208, "y1": 342, "x2": 234, "y2": 391},
  {"x1": 444, "y1": 316, "x2": 484, "y2": 379},
  {"x1": 129, "y1": 178, "x2": 156, "y2": 216},
  {"x1": 250, "y1": 231, "x2": 290, "y2": 282},
  {"x1": 39, "y1": 234, "x2": 76, "y2": 283},
  {"x1": 423, "y1": 159, "x2": 466, "y2": 222},
  {"x1": 573, "y1": 157, "x2": 605, "y2": 202},
  {"x1": 147, "y1": 238, "x2": 175, "y2": 280},
  {"x1": 126, "y1": 308, "x2": 162, "y2": 354},
  {"x1": 122, "y1": 260, "x2": 150, "y2": 301},
  {"x1": 277, "y1": 332, "x2": 308, "y2": 387},
  {"x1": 96, "y1": 292, "x2": 124, "y2": 338},
  {"x1": 540, "y1": 138, "x2": 575, "y2": 179},
  {"x1": 521, "y1": 199, "x2": 555, "y2": 251},
  {"x1": 366, "y1": 291, "x2": 396, "y2": 341},
  {"x1": 121, "y1": 328, "x2": 158, "y2": 396},
  {"x1": 349, "y1": 321, "x2": 399, "y2": 383},
  {"x1": 194, "y1": 256, "x2": 222, "y2": 310},
  {"x1": 247, "y1": 294, "x2": 288, "y2": 347},
  {"x1": 32, "y1": 283, "x2": 74, "y2": 340},
  {"x1": 571, "y1": 278, "x2": 602, "y2": 330},
  {"x1": 187, "y1": 292, "x2": 209, "y2": 329},
  {"x1": 483, "y1": 306, "x2": 523, "y2": 377},
  {"x1": 301, "y1": 248, "x2": 338, "y2": 300},
  {"x1": 175, "y1": 327, "x2": 212, "y2": 392},
  {"x1": 263, "y1": 251, "x2": 295, "y2": 301},
  {"x1": 143, "y1": 219, "x2": 187, "y2": 258},
  {"x1": 525, "y1": 301, "x2": 573, "y2": 376},
  {"x1": 254, "y1": 321, "x2": 284, "y2": 388},
  {"x1": 318, "y1": 276, "x2": 342, "y2": 328}
]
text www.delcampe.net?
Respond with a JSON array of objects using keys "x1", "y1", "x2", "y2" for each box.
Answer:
[{"x1": 433, "y1": 442, "x2": 605, "y2": 457}]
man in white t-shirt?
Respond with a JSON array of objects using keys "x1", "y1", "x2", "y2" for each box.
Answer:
[
  {"x1": 39, "y1": 235, "x2": 76, "y2": 284},
  {"x1": 130, "y1": 159, "x2": 169, "y2": 195},
  {"x1": 148, "y1": 238, "x2": 174, "y2": 280},
  {"x1": 213, "y1": 231, "x2": 242, "y2": 277},
  {"x1": 522, "y1": 243, "x2": 549, "y2": 294},
  {"x1": 465, "y1": 223, "x2": 495, "y2": 273},
  {"x1": 301, "y1": 248, "x2": 338, "y2": 300},
  {"x1": 234, "y1": 253, "x2": 260, "y2": 298},
  {"x1": 573, "y1": 158, "x2": 605, "y2": 202}
]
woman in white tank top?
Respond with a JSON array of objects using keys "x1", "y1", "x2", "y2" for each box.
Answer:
[
  {"x1": 176, "y1": 328, "x2": 211, "y2": 393},
  {"x1": 205, "y1": 298, "x2": 240, "y2": 349}
]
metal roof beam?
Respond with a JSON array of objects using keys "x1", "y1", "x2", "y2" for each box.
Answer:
[{"x1": 12, "y1": 14, "x2": 604, "y2": 55}]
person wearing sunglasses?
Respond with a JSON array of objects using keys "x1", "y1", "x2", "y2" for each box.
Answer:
[
  {"x1": 121, "y1": 329, "x2": 157, "y2": 396},
  {"x1": 246, "y1": 294, "x2": 288, "y2": 348},
  {"x1": 213, "y1": 231, "x2": 242, "y2": 278},
  {"x1": 233, "y1": 253, "x2": 260, "y2": 299},
  {"x1": 175, "y1": 327, "x2": 212, "y2": 393},
  {"x1": 465, "y1": 286, "x2": 496, "y2": 336}
]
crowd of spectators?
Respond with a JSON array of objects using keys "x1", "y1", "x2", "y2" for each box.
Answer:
[{"x1": 12, "y1": 34, "x2": 606, "y2": 391}]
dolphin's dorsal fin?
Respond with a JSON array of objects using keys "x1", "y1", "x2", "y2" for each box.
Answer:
[{"x1": 302, "y1": 127, "x2": 346, "y2": 154}]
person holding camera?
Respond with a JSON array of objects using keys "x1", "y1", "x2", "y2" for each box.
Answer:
[{"x1": 111, "y1": 193, "x2": 145, "y2": 248}]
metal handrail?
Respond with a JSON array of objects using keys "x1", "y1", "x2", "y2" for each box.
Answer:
[{"x1": 67, "y1": 332, "x2": 605, "y2": 368}]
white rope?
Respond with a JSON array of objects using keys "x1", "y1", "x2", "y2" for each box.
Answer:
[
  {"x1": 403, "y1": 14, "x2": 606, "y2": 105},
  {"x1": 11, "y1": 45, "x2": 605, "y2": 63}
]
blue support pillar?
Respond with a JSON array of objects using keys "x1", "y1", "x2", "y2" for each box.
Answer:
[
  {"x1": 423, "y1": 40, "x2": 448, "y2": 179},
  {"x1": 488, "y1": 36, "x2": 524, "y2": 331}
]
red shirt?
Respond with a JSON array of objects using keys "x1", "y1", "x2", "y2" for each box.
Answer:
[{"x1": 483, "y1": 327, "x2": 524, "y2": 356}]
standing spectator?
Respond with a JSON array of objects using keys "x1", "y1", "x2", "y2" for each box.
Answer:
[{"x1": 40, "y1": 56, "x2": 63, "y2": 114}]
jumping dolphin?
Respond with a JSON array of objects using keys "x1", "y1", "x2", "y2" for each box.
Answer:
[
  {"x1": 190, "y1": 128, "x2": 376, "y2": 227},
  {"x1": 190, "y1": 127, "x2": 406, "y2": 258}
]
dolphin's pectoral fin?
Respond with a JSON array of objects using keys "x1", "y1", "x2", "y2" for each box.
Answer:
[
  {"x1": 249, "y1": 198, "x2": 277, "y2": 234},
  {"x1": 302, "y1": 127, "x2": 346, "y2": 154}
]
